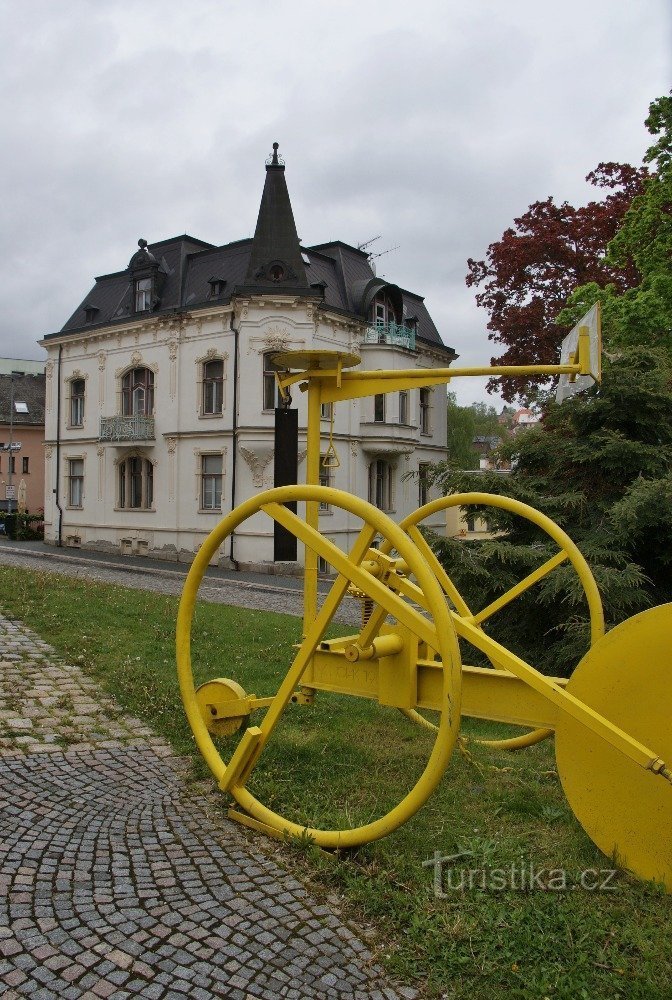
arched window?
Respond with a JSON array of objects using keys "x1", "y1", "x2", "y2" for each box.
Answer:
[{"x1": 122, "y1": 368, "x2": 154, "y2": 416}]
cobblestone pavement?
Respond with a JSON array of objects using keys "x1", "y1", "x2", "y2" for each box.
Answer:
[{"x1": 0, "y1": 605, "x2": 414, "y2": 997}]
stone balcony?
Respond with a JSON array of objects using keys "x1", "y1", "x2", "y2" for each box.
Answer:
[
  {"x1": 99, "y1": 415, "x2": 155, "y2": 442},
  {"x1": 363, "y1": 322, "x2": 416, "y2": 351}
]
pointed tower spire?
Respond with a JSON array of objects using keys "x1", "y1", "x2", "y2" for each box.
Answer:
[{"x1": 244, "y1": 143, "x2": 309, "y2": 289}]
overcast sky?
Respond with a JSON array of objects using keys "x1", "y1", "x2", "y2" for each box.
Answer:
[{"x1": 0, "y1": 0, "x2": 668, "y2": 405}]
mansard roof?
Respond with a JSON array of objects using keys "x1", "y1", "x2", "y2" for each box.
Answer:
[
  {"x1": 0, "y1": 372, "x2": 46, "y2": 427},
  {"x1": 48, "y1": 149, "x2": 452, "y2": 355}
]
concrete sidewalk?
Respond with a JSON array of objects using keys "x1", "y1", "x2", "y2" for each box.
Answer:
[{"x1": 0, "y1": 613, "x2": 414, "y2": 999}]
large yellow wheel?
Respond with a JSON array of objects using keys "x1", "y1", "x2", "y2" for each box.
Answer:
[
  {"x1": 176, "y1": 485, "x2": 462, "y2": 849},
  {"x1": 556, "y1": 604, "x2": 672, "y2": 890},
  {"x1": 387, "y1": 493, "x2": 605, "y2": 749}
]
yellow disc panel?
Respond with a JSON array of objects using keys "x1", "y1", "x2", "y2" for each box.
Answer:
[
  {"x1": 271, "y1": 349, "x2": 361, "y2": 372},
  {"x1": 555, "y1": 604, "x2": 672, "y2": 889},
  {"x1": 195, "y1": 678, "x2": 249, "y2": 737}
]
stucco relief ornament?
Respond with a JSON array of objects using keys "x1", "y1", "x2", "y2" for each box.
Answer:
[
  {"x1": 44, "y1": 445, "x2": 53, "y2": 460},
  {"x1": 96, "y1": 446, "x2": 105, "y2": 458},
  {"x1": 264, "y1": 334, "x2": 290, "y2": 353},
  {"x1": 45, "y1": 362, "x2": 54, "y2": 380},
  {"x1": 97, "y1": 352, "x2": 106, "y2": 371},
  {"x1": 130, "y1": 352, "x2": 143, "y2": 367},
  {"x1": 166, "y1": 437, "x2": 177, "y2": 455},
  {"x1": 168, "y1": 341, "x2": 178, "y2": 361},
  {"x1": 240, "y1": 446, "x2": 274, "y2": 488}
]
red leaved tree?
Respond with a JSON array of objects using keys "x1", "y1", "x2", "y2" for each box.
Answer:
[{"x1": 466, "y1": 163, "x2": 648, "y2": 401}]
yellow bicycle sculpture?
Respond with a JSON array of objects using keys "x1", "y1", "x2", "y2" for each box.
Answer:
[{"x1": 176, "y1": 307, "x2": 672, "y2": 889}]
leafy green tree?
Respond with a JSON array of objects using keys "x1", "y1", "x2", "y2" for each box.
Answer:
[
  {"x1": 446, "y1": 392, "x2": 478, "y2": 468},
  {"x1": 446, "y1": 396, "x2": 509, "y2": 470},
  {"x1": 559, "y1": 92, "x2": 672, "y2": 352},
  {"x1": 426, "y1": 348, "x2": 672, "y2": 676}
]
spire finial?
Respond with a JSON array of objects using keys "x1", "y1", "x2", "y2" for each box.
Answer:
[{"x1": 266, "y1": 142, "x2": 284, "y2": 167}]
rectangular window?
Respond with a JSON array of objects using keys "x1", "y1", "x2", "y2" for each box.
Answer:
[
  {"x1": 319, "y1": 455, "x2": 333, "y2": 510},
  {"x1": 320, "y1": 402, "x2": 333, "y2": 420},
  {"x1": 369, "y1": 459, "x2": 393, "y2": 512},
  {"x1": 68, "y1": 459, "x2": 84, "y2": 508},
  {"x1": 202, "y1": 359, "x2": 224, "y2": 415},
  {"x1": 201, "y1": 454, "x2": 223, "y2": 510},
  {"x1": 135, "y1": 277, "x2": 152, "y2": 312},
  {"x1": 374, "y1": 394, "x2": 385, "y2": 422},
  {"x1": 70, "y1": 379, "x2": 85, "y2": 426},
  {"x1": 418, "y1": 462, "x2": 430, "y2": 507},
  {"x1": 399, "y1": 390, "x2": 409, "y2": 425},
  {"x1": 9, "y1": 456, "x2": 15, "y2": 475},
  {"x1": 263, "y1": 353, "x2": 280, "y2": 410},
  {"x1": 420, "y1": 388, "x2": 431, "y2": 434},
  {"x1": 118, "y1": 456, "x2": 153, "y2": 509},
  {"x1": 22, "y1": 457, "x2": 29, "y2": 474}
]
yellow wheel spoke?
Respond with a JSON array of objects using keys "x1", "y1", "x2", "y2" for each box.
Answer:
[
  {"x1": 406, "y1": 525, "x2": 474, "y2": 618},
  {"x1": 262, "y1": 502, "x2": 440, "y2": 650},
  {"x1": 252, "y1": 520, "x2": 377, "y2": 755},
  {"x1": 471, "y1": 550, "x2": 568, "y2": 626}
]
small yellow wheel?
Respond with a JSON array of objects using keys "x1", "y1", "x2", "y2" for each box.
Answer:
[
  {"x1": 195, "y1": 678, "x2": 249, "y2": 737},
  {"x1": 176, "y1": 485, "x2": 462, "y2": 849},
  {"x1": 388, "y1": 493, "x2": 605, "y2": 750},
  {"x1": 555, "y1": 604, "x2": 672, "y2": 890}
]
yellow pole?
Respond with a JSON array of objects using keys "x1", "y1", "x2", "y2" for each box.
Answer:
[{"x1": 303, "y1": 378, "x2": 322, "y2": 634}]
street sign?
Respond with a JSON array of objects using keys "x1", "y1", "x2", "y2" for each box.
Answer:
[{"x1": 5, "y1": 486, "x2": 16, "y2": 500}]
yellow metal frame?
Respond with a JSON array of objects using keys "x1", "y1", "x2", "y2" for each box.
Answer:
[{"x1": 175, "y1": 317, "x2": 671, "y2": 883}]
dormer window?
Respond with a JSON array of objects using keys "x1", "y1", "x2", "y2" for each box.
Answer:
[
  {"x1": 208, "y1": 278, "x2": 226, "y2": 298},
  {"x1": 84, "y1": 305, "x2": 99, "y2": 324},
  {"x1": 14, "y1": 401, "x2": 28, "y2": 414},
  {"x1": 269, "y1": 264, "x2": 285, "y2": 282},
  {"x1": 135, "y1": 277, "x2": 152, "y2": 312},
  {"x1": 128, "y1": 238, "x2": 164, "y2": 315}
]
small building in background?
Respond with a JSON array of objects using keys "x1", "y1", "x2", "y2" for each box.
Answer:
[{"x1": 0, "y1": 364, "x2": 46, "y2": 514}]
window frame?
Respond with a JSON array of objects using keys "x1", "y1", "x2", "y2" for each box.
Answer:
[
  {"x1": 69, "y1": 378, "x2": 85, "y2": 427},
  {"x1": 373, "y1": 394, "x2": 386, "y2": 423},
  {"x1": 200, "y1": 452, "x2": 223, "y2": 511},
  {"x1": 121, "y1": 367, "x2": 155, "y2": 417},
  {"x1": 418, "y1": 462, "x2": 430, "y2": 508},
  {"x1": 135, "y1": 277, "x2": 152, "y2": 312},
  {"x1": 419, "y1": 387, "x2": 432, "y2": 435},
  {"x1": 67, "y1": 458, "x2": 84, "y2": 509},
  {"x1": 369, "y1": 458, "x2": 393, "y2": 513},
  {"x1": 202, "y1": 358, "x2": 224, "y2": 416},
  {"x1": 319, "y1": 455, "x2": 333, "y2": 511},
  {"x1": 263, "y1": 352, "x2": 280, "y2": 411},
  {"x1": 399, "y1": 390, "x2": 409, "y2": 425},
  {"x1": 117, "y1": 455, "x2": 154, "y2": 510}
]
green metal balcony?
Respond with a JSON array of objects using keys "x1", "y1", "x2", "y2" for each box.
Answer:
[
  {"x1": 99, "y1": 415, "x2": 155, "y2": 442},
  {"x1": 364, "y1": 322, "x2": 416, "y2": 351}
]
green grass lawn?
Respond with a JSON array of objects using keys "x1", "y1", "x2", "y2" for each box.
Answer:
[{"x1": 1, "y1": 565, "x2": 669, "y2": 999}]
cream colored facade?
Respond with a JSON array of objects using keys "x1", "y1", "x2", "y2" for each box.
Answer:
[{"x1": 41, "y1": 296, "x2": 449, "y2": 567}]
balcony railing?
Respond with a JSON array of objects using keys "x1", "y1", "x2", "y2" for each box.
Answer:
[
  {"x1": 99, "y1": 415, "x2": 155, "y2": 442},
  {"x1": 364, "y1": 322, "x2": 416, "y2": 351}
]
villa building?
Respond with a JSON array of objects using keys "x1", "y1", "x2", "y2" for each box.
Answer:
[{"x1": 40, "y1": 145, "x2": 456, "y2": 568}]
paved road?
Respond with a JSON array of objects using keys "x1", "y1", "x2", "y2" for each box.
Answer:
[{"x1": 0, "y1": 545, "x2": 414, "y2": 999}]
